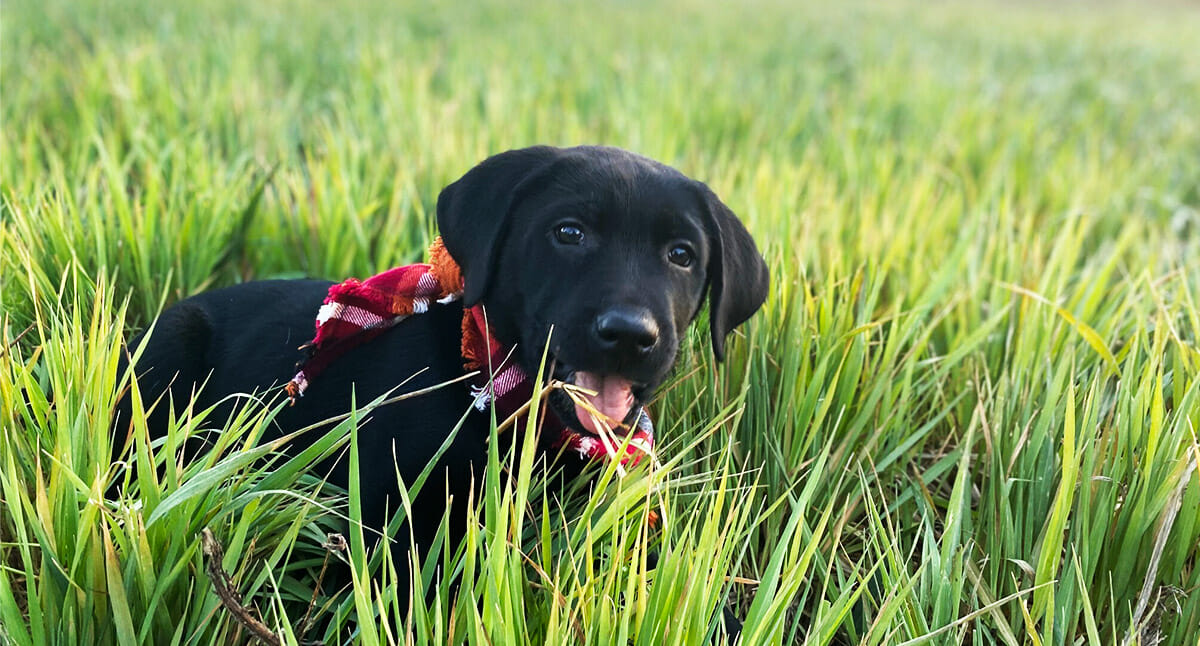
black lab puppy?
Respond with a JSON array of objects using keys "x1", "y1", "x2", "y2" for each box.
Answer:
[{"x1": 113, "y1": 145, "x2": 769, "y2": 627}]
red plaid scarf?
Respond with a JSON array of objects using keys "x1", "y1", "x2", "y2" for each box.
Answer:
[{"x1": 285, "y1": 238, "x2": 654, "y2": 466}]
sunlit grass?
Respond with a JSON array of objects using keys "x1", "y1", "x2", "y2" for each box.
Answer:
[{"x1": 2, "y1": 0, "x2": 1198, "y2": 643}]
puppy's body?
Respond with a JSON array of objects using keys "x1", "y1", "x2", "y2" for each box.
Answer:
[
  {"x1": 120, "y1": 280, "x2": 488, "y2": 551},
  {"x1": 114, "y1": 146, "x2": 768, "y2": 627}
]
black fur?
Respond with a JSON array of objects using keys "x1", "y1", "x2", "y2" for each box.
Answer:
[{"x1": 113, "y1": 145, "x2": 768, "y2": 632}]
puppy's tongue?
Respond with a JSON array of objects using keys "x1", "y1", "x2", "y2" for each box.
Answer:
[{"x1": 572, "y1": 371, "x2": 635, "y2": 436}]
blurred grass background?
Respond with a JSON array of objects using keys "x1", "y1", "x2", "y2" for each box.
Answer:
[{"x1": 2, "y1": 0, "x2": 1198, "y2": 644}]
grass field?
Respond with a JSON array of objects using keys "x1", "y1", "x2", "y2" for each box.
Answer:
[{"x1": 3, "y1": 0, "x2": 1199, "y2": 643}]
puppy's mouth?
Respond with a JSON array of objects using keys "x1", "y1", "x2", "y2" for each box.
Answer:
[{"x1": 550, "y1": 366, "x2": 646, "y2": 437}]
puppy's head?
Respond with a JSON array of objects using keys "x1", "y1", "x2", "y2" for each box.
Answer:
[{"x1": 437, "y1": 145, "x2": 768, "y2": 438}]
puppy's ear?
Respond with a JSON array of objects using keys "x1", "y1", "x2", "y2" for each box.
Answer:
[
  {"x1": 437, "y1": 146, "x2": 564, "y2": 305},
  {"x1": 696, "y1": 183, "x2": 770, "y2": 361}
]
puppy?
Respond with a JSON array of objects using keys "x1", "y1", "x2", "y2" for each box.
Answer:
[{"x1": 113, "y1": 145, "x2": 769, "y2": 621}]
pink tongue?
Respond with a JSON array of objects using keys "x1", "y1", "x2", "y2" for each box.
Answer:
[{"x1": 572, "y1": 371, "x2": 635, "y2": 436}]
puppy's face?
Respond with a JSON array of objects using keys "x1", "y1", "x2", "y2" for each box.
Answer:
[
  {"x1": 438, "y1": 146, "x2": 768, "y2": 439},
  {"x1": 491, "y1": 156, "x2": 711, "y2": 433}
]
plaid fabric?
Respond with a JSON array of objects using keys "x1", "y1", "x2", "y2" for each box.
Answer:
[
  {"x1": 555, "y1": 408, "x2": 655, "y2": 465},
  {"x1": 285, "y1": 237, "x2": 654, "y2": 467}
]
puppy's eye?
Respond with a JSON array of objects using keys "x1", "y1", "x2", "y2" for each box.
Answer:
[
  {"x1": 554, "y1": 224, "x2": 584, "y2": 245},
  {"x1": 667, "y1": 245, "x2": 694, "y2": 267}
]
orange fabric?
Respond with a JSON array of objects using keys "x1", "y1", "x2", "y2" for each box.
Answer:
[{"x1": 428, "y1": 236, "x2": 465, "y2": 293}]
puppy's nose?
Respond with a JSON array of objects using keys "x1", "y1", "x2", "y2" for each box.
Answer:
[{"x1": 594, "y1": 307, "x2": 659, "y2": 356}]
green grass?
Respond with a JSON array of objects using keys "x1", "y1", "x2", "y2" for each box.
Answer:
[{"x1": 3, "y1": 0, "x2": 1199, "y2": 643}]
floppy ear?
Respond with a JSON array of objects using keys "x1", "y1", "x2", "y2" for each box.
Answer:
[
  {"x1": 696, "y1": 183, "x2": 770, "y2": 361},
  {"x1": 436, "y1": 146, "x2": 564, "y2": 305}
]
